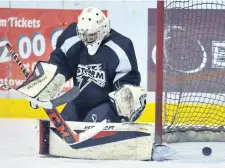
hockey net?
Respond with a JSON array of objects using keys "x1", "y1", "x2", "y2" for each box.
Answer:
[{"x1": 156, "y1": 0, "x2": 225, "y2": 143}]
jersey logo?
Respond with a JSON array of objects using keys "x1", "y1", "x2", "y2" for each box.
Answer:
[{"x1": 76, "y1": 64, "x2": 106, "y2": 91}]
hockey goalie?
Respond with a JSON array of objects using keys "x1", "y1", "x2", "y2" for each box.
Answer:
[{"x1": 19, "y1": 7, "x2": 176, "y2": 161}]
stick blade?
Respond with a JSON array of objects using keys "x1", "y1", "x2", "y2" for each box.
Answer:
[{"x1": 51, "y1": 86, "x2": 80, "y2": 107}]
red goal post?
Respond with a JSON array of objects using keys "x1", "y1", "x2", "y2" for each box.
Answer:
[
  {"x1": 155, "y1": 0, "x2": 225, "y2": 143},
  {"x1": 155, "y1": 0, "x2": 164, "y2": 144}
]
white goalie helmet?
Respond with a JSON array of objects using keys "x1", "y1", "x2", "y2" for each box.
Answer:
[{"x1": 77, "y1": 7, "x2": 111, "y2": 55}]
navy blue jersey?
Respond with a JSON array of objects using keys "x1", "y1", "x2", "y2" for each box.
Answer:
[{"x1": 49, "y1": 22, "x2": 140, "y2": 110}]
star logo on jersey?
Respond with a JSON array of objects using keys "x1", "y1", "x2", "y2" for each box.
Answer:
[{"x1": 76, "y1": 64, "x2": 106, "y2": 91}]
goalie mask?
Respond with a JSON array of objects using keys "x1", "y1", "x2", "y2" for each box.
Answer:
[
  {"x1": 109, "y1": 85, "x2": 147, "y2": 122},
  {"x1": 77, "y1": 7, "x2": 111, "y2": 55}
]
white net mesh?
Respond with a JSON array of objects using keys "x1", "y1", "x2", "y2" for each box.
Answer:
[{"x1": 163, "y1": 0, "x2": 225, "y2": 142}]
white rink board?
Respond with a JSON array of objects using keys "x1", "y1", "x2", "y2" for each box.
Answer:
[{"x1": 1, "y1": 119, "x2": 225, "y2": 168}]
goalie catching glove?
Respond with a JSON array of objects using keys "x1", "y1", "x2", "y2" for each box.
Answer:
[
  {"x1": 17, "y1": 61, "x2": 66, "y2": 103},
  {"x1": 109, "y1": 85, "x2": 147, "y2": 122}
]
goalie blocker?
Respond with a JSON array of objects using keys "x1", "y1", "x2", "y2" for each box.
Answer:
[{"x1": 38, "y1": 119, "x2": 155, "y2": 160}]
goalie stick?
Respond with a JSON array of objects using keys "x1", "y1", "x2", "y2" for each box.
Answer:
[
  {"x1": 4, "y1": 43, "x2": 107, "y2": 145},
  {"x1": 0, "y1": 81, "x2": 80, "y2": 109}
]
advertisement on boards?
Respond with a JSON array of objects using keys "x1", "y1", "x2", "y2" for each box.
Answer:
[
  {"x1": 148, "y1": 8, "x2": 225, "y2": 93},
  {"x1": 0, "y1": 8, "x2": 83, "y2": 91}
]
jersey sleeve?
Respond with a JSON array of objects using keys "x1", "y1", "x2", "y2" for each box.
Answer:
[
  {"x1": 48, "y1": 23, "x2": 80, "y2": 81},
  {"x1": 108, "y1": 39, "x2": 141, "y2": 90}
]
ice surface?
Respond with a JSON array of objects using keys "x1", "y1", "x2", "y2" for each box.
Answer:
[{"x1": 1, "y1": 118, "x2": 225, "y2": 168}]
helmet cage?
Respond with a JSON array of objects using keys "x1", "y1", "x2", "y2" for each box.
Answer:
[{"x1": 77, "y1": 28, "x2": 100, "y2": 44}]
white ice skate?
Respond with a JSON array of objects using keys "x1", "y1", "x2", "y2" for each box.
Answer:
[{"x1": 152, "y1": 144, "x2": 176, "y2": 161}]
